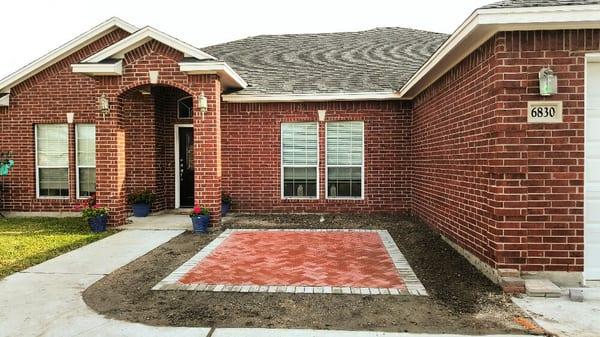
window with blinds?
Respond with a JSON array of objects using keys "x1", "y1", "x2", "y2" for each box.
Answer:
[
  {"x1": 36, "y1": 124, "x2": 69, "y2": 197},
  {"x1": 281, "y1": 122, "x2": 318, "y2": 198},
  {"x1": 76, "y1": 124, "x2": 96, "y2": 198},
  {"x1": 326, "y1": 121, "x2": 364, "y2": 198}
]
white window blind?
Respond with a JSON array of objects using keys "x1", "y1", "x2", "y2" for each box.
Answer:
[
  {"x1": 76, "y1": 124, "x2": 96, "y2": 198},
  {"x1": 326, "y1": 121, "x2": 363, "y2": 198},
  {"x1": 281, "y1": 122, "x2": 318, "y2": 198},
  {"x1": 36, "y1": 124, "x2": 69, "y2": 197}
]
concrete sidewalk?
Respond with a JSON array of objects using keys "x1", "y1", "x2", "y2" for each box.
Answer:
[
  {"x1": 0, "y1": 229, "x2": 210, "y2": 337},
  {"x1": 512, "y1": 287, "x2": 600, "y2": 337},
  {"x1": 0, "y1": 229, "x2": 522, "y2": 337}
]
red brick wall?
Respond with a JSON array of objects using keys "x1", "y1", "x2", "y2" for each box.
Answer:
[
  {"x1": 221, "y1": 101, "x2": 412, "y2": 213},
  {"x1": 412, "y1": 30, "x2": 597, "y2": 273},
  {"x1": 0, "y1": 29, "x2": 130, "y2": 211}
]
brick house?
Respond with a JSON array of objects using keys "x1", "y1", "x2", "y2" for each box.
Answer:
[{"x1": 1, "y1": 0, "x2": 600, "y2": 285}]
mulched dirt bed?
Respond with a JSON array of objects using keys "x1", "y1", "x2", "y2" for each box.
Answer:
[{"x1": 83, "y1": 214, "x2": 529, "y2": 334}]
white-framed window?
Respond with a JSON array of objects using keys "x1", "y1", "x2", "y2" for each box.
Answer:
[
  {"x1": 177, "y1": 96, "x2": 193, "y2": 119},
  {"x1": 281, "y1": 122, "x2": 318, "y2": 199},
  {"x1": 35, "y1": 124, "x2": 69, "y2": 198},
  {"x1": 326, "y1": 121, "x2": 364, "y2": 199},
  {"x1": 76, "y1": 124, "x2": 96, "y2": 198}
]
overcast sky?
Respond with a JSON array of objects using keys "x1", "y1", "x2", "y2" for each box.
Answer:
[{"x1": 0, "y1": 0, "x2": 493, "y2": 80}]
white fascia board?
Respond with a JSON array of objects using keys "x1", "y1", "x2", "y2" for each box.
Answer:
[
  {"x1": 0, "y1": 17, "x2": 137, "y2": 94},
  {"x1": 71, "y1": 60, "x2": 123, "y2": 76},
  {"x1": 179, "y1": 61, "x2": 247, "y2": 89},
  {"x1": 0, "y1": 94, "x2": 9, "y2": 107},
  {"x1": 399, "y1": 5, "x2": 600, "y2": 99},
  {"x1": 222, "y1": 91, "x2": 405, "y2": 103},
  {"x1": 84, "y1": 26, "x2": 216, "y2": 63}
]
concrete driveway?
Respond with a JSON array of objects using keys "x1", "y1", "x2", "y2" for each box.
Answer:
[{"x1": 0, "y1": 229, "x2": 522, "y2": 337}]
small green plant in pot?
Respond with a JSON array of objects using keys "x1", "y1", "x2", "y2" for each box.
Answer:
[
  {"x1": 221, "y1": 193, "x2": 232, "y2": 216},
  {"x1": 75, "y1": 194, "x2": 109, "y2": 232},
  {"x1": 127, "y1": 190, "x2": 155, "y2": 217},
  {"x1": 190, "y1": 205, "x2": 210, "y2": 233}
]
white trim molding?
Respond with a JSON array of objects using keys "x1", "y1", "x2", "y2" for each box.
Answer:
[
  {"x1": 71, "y1": 60, "x2": 123, "y2": 76},
  {"x1": 223, "y1": 91, "x2": 405, "y2": 103},
  {"x1": 398, "y1": 4, "x2": 600, "y2": 99},
  {"x1": 0, "y1": 17, "x2": 137, "y2": 97},
  {"x1": 179, "y1": 61, "x2": 247, "y2": 89},
  {"x1": 83, "y1": 26, "x2": 216, "y2": 63},
  {"x1": 0, "y1": 93, "x2": 9, "y2": 107}
]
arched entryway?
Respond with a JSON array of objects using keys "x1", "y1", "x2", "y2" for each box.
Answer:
[{"x1": 117, "y1": 84, "x2": 195, "y2": 212}]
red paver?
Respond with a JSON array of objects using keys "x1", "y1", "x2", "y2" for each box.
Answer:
[{"x1": 179, "y1": 231, "x2": 405, "y2": 289}]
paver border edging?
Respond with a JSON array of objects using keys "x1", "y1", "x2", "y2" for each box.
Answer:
[{"x1": 153, "y1": 229, "x2": 428, "y2": 296}]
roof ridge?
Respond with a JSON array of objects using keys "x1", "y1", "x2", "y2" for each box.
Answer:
[{"x1": 201, "y1": 27, "x2": 448, "y2": 50}]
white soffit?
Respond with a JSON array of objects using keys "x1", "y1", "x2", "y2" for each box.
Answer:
[
  {"x1": 222, "y1": 91, "x2": 405, "y2": 103},
  {"x1": 0, "y1": 94, "x2": 9, "y2": 107},
  {"x1": 82, "y1": 26, "x2": 216, "y2": 63},
  {"x1": 398, "y1": 4, "x2": 600, "y2": 99},
  {"x1": 179, "y1": 61, "x2": 247, "y2": 89},
  {"x1": 0, "y1": 17, "x2": 137, "y2": 94},
  {"x1": 71, "y1": 60, "x2": 123, "y2": 76}
]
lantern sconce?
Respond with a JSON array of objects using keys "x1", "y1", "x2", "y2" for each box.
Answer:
[
  {"x1": 539, "y1": 67, "x2": 558, "y2": 96},
  {"x1": 198, "y1": 92, "x2": 208, "y2": 120},
  {"x1": 98, "y1": 94, "x2": 110, "y2": 118}
]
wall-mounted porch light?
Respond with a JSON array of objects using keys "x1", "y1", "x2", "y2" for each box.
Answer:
[
  {"x1": 98, "y1": 94, "x2": 110, "y2": 117},
  {"x1": 539, "y1": 67, "x2": 558, "y2": 96},
  {"x1": 198, "y1": 92, "x2": 208, "y2": 120},
  {"x1": 66, "y1": 112, "x2": 74, "y2": 124}
]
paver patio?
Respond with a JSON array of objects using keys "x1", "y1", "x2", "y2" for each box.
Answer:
[{"x1": 155, "y1": 229, "x2": 427, "y2": 295}]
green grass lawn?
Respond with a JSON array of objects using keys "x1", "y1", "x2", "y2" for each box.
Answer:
[{"x1": 0, "y1": 217, "x2": 115, "y2": 278}]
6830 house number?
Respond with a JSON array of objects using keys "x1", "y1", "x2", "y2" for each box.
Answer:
[{"x1": 527, "y1": 101, "x2": 563, "y2": 124}]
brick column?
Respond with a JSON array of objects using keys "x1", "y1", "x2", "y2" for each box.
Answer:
[
  {"x1": 95, "y1": 94, "x2": 127, "y2": 226},
  {"x1": 192, "y1": 75, "x2": 222, "y2": 225}
]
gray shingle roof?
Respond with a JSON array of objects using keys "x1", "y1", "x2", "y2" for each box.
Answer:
[
  {"x1": 201, "y1": 28, "x2": 448, "y2": 96},
  {"x1": 482, "y1": 0, "x2": 600, "y2": 9}
]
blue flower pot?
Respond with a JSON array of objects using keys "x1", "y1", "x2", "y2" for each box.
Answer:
[
  {"x1": 191, "y1": 215, "x2": 210, "y2": 233},
  {"x1": 131, "y1": 203, "x2": 151, "y2": 217},
  {"x1": 88, "y1": 215, "x2": 108, "y2": 232},
  {"x1": 221, "y1": 202, "x2": 231, "y2": 216}
]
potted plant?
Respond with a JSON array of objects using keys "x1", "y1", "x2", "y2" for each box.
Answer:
[
  {"x1": 76, "y1": 194, "x2": 109, "y2": 232},
  {"x1": 0, "y1": 152, "x2": 14, "y2": 176},
  {"x1": 221, "y1": 193, "x2": 232, "y2": 216},
  {"x1": 127, "y1": 190, "x2": 155, "y2": 217},
  {"x1": 190, "y1": 205, "x2": 210, "y2": 233}
]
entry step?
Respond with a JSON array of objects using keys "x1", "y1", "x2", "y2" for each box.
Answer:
[{"x1": 525, "y1": 279, "x2": 561, "y2": 297}]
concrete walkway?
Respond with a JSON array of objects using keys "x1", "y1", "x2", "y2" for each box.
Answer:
[
  {"x1": 512, "y1": 287, "x2": 600, "y2": 337},
  {"x1": 123, "y1": 213, "x2": 191, "y2": 230},
  {"x1": 0, "y1": 229, "x2": 210, "y2": 337},
  {"x1": 0, "y1": 229, "x2": 522, "y2": 337}
]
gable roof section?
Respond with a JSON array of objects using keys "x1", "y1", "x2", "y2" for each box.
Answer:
[
  {"x1": 81, "y1": 26, "x2": 216, "y2": 63},
  {"x1": 0, "y1": 17, "x2": 137, "y2": 96},
  {"x1": 203, "y1": 28, "x2": 448, "y2": 102},
  {"x1": 398, "y1": 1, "x2": 600, "y2": 98},
  {"x1": 73, "y1": 26, "x2": 247, "y2": 90}
]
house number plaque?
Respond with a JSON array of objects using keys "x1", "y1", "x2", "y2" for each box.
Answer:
[{"x1": 527, "y1": 101, "x2": 563, "y2": 124}]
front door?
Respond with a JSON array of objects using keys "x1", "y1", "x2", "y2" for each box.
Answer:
[
  {"x1": 585, "y1": 58, "x2": 600, "y2": 281},
  {"x1": 178, "y1": 127, "x2": 194, "y2": 208}
]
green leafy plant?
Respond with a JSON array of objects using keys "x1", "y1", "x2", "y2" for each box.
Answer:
[
  {"x1": 221, "y1": 193, "x2": 232, "y2": 205},
  {"x1": 75, "y1": 194, "x2": 109, "y2": 220},
  {"x1": 127, "y1": 190, "x2": 155, "y2": 205},
  {"x1": 190, "y1": 205, "x2": 210, "y2": 217}
]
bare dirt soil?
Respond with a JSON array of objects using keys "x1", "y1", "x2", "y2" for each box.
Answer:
[{"x1": 83, "y1": 214, "x2": 531, "y2": 334}]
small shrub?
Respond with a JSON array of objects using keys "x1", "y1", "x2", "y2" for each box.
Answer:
[{"x1": 127, "y1": 190, "x2": 155, "y2": 205}]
